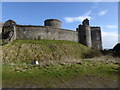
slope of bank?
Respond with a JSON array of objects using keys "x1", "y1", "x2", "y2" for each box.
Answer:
[{"x1": 2, "y1": 40, "x2": 101, "y2": 65}]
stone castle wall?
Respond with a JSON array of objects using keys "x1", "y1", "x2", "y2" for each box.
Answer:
[
  {"x1": 2, "y1": 19, "x2": 102, "y2": 50},
  {"x1": 78, "y1": 25, "x2": 92, "y2": 48},
  {"x1": 91, "y1": 27, "x2": 102, "y2": 50},
  {"x1": 16, "y1": 25, "x2": 78, "y2": 42}
]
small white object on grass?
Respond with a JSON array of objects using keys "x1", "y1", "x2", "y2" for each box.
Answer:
[
  {"x1": 35, "y1": 61, "x2": 39, "y2": 65},
  {"x1": 32, "y1": 60, "x2": 39, "y2": 65}
]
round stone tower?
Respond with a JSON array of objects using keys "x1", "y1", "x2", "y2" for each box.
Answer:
[
  {"x1": 78, "y1": 18, "x2": 92, "y2": 48},
  {"x1": 4, "y1": 20, "x2": 16, "y2": 27},
  {"x1": 44, "y1": 19, "x2": 61, "y2": 28},
  {"x1": 2, "y1": 20, "x2": 16, "y2": 42}
]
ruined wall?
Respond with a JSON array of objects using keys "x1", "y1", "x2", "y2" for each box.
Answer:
[
  {"x1": 44, "y1": 19, "x2": 61, "y2": 28},
  {"x1": 2, "y1": 20, "x2": 16, "y2": 42},
  {"x1": 2, "y1": 19, "x2": 103, "y2": 50},
  {"x1": 77, "y1": 19, "x2": 92, "y2": 48},
  {"x1": 91, "y1": 27, "x2": 102, "y2": 50},
  {"x1": 78, "y1": 25, "x2": 92, "y2": 48},
  {"x1": 16, "y1": 25, "x2": 78, "y2": 42},
  {"x1": 0, "y1": 22, "x2": 2, "y2": 39},
  {"x1": 0, "y1": 21, "x2": 2, "y2": 34}
]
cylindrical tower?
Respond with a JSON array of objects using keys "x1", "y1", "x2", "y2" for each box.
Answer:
[
  {"x1": 44, "y1": 19, "x2": 61, "y2": 28},
  {"x1": 78, "y1": 18, "x2": 92, "y2": 48},
  {"x1": 2, "y1": 20, "x2": 16, "y2": 42}
]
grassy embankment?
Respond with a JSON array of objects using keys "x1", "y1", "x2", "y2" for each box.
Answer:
[
  {"x1": 1, "y1": 40, "x2": 119, "y2": 88},
  {"x1": 2, "y1": 40, "x2": 101, "y2": 65}
]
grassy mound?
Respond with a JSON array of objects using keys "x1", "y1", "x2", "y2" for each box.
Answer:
[{"x1": 2, "y1": 40, "x2": 101, "y2": 65}]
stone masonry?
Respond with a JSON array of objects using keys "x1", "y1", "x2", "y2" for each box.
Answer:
[{"x1": 2, "y1": 18, "x2": 102, "y2": 50}]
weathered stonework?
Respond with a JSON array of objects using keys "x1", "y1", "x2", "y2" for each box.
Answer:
[
  {"x1": 15, "y1": 25, "x2": 78, "y2": 42},
  {"x1": 44, "y1": 19, "x2": 61, "y2": 28},
  {"x1": 91, "y1": 27, "x2": 102, "y2": 50},
  {"x1": 2, "y1": 18, "x2": 102, "y2": 50}
]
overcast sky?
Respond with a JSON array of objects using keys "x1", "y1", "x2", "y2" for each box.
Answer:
[{"x1": 2, "y1": 2, "x2": 118, "y2": 49}]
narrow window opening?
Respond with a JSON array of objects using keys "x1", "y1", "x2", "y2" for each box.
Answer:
[{"x1": 84, "y1": 35, "x2": 86, "y2": 39}]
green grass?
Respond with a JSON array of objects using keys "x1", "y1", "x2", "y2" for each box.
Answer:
[
  {"x1": 0, "y1": 65, "x2": 2, "y2": 88},
  {"x1": 2, "y1": 40, "x2": 101, "y2": 65},
  {"x1": 2, "y1": 60, "x2": 119, "y2": 88},
  {"x1": 2, "y1": 40, "x2": 119, "y2": 88}
]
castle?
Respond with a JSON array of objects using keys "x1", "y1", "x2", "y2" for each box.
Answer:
[{"x1": 2, "y1": 18, "x2": 102, "y2": 50}]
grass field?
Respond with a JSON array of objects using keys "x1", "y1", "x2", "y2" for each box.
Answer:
[
  {"x1": 3, "y1": 59, "x2": 119, "y2": 88},
  {"x1": 1, "y1": 40, "x2": 119, "y2": 88}
]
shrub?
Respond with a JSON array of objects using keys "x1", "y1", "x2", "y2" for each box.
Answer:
[{"x1": 82, "y1": 49, "x2": 102, "y2": 59}]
